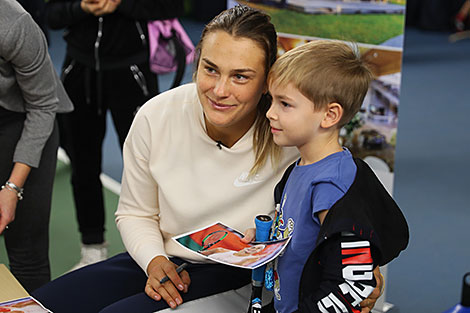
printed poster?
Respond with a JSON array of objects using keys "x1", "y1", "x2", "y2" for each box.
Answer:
[
  {"x1": 0, "y1": 297, "x2": 51, "y2": 313},
  {"x1": 173, "y1": 222, "x2": 290, "y2": 269}
]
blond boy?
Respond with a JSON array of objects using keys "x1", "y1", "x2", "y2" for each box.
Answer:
[{"x1": 263, "y1": 40, "x2": 409, "y2": 313}]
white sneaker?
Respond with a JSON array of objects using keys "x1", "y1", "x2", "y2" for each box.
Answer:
[{"x1": 68, "y1": 242, "x2": 108, "y2": 273}]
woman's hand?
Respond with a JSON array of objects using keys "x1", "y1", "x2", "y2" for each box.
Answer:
[
  {"x1": 0, "y1": 163, "x2": 30, "y2": 234},
  {"x1": 0, "y1": 187, "x2": 18, "y2": 234},
  {"x1": 145, "y1": 256, "x2": 191, "y2": 309},
  {"x1": 360, "y1": 266, "x2": 383, "y2": 313}
]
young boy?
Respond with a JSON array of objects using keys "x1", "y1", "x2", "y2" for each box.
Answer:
[{"x1": 263, "y1": 40, "x2": 409, "y2": 313}]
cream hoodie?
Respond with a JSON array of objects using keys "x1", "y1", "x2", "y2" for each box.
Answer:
[{"x1": 115, "y1": 83, "x2": 298, "y2": 273}]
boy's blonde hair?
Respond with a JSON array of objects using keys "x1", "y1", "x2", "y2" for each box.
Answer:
[{"x1": 268, "y1": 40, "x2": 373, "y2": 127}]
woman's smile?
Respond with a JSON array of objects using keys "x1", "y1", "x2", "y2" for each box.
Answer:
[{"x1": 208, "y1": 98, "x2": 235, "y2": 111}]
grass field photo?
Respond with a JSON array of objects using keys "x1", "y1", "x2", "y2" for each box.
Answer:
[{"x1": 237, "y1": 0, "x2": 405, "y2": 46}]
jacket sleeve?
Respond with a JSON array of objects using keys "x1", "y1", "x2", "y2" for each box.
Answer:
[
  {"x1": 298, "y1": 232, "x2": 378, "y2": 313},
  {"x1": 4, "y1": 13, "x2": 60, "y2": 168},
  {"x1": 46, "y1": 0, "x2": 90, "y2": 29},
  {"x1": 117, "y1": 0, "x2": 183, "y2": 20},
  {"x1": 115, "y1": 110, "x2": 166, "y2": 274}
]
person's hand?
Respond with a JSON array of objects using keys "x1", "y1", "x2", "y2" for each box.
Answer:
[
  {"x1": 360, "y1": 266, "x2": 383, "y2": 313},
  {"x1": 145, "y1": 256, "x2": 190, "y2": 309},
  {"x1": 0, "y1": 187, "x2": 18, "y2": 234},
  {"x1": 81, "y1": 0, "x2": 121, "y2": 16},
  {"x1": 241, "y1": 228, "x2": 256, "y2": 243}
]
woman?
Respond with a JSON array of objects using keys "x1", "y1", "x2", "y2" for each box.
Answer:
[
  {"x1": 33, "y1": 5, "x2": 380, "y2": 312},
  {"x1": 0, "y1": 0, "x2": 73, "y2": 292}
]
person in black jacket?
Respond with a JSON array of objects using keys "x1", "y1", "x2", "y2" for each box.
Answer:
[
  {"x1": 260, "y1": 40, "x2": 409, "y2": 312},
  {"x1": 45, "y1": 0, "x2": 182, "y2": 271}
]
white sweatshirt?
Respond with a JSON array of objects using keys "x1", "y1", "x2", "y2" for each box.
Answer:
[{"x1": 115, "y1": 83, "x2": 298, "y2": 273}]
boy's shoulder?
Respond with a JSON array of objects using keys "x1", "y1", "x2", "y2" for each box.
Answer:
[
  {"x1": 293, "y1": 150, "x2": 356, "y2": 186},
  {"x1": 322, "y1": 158, "x2": 409, "y2": 265}
]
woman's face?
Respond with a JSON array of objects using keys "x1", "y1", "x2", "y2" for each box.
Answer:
[{"x1": 196, "y1": 31, "x2": 267, "y2": 138}]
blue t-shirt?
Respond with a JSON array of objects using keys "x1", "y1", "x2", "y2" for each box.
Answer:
[{"x1": 273, "y1": 149, "x2": 357, "y2": 313}]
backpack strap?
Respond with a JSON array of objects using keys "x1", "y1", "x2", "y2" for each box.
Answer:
[
  {"x1": 273, "y1": 162, "x2": 296, "y2": 204},
  {"x1": 170, "y1": 29, "x2": 186, "y2": 89}
]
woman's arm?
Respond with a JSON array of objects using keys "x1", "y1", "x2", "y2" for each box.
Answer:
[
  {"x1": 0, "y1": 11, "x2": 60, "y2": 233},
  {"x1": 5, "y1": 13, "x2": 59, "y2": 168},
  {"x1": 115, "y1": 111, "x2": 189, "y2": 309}
]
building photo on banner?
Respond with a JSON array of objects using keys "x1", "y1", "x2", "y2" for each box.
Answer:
[{"x1": 228, "y1": 0, "x2": 407, "y2": 312}]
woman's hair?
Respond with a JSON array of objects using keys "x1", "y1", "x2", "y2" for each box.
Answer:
[{"x1": 193, "y1": 5, "x2": 282, "y2": 175}]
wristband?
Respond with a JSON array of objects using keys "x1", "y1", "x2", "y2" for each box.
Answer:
[{"x1": 1, "y1": 181, "x2": 24, "y2": 200}]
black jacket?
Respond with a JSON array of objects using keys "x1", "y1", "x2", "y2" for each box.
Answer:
[
  {"x1": 46, "y1": 0, "x2": 182, "y2": 70},
  {"x1": 271, "y1": 158, "x2": 409, "y2": 312}
]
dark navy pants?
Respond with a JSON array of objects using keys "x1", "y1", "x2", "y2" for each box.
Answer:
[{"x1": 32, "y1": 252, "x2": 251, "y2": 312}]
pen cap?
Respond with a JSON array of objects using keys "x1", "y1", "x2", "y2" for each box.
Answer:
[{"x1": 255, "y1": 215, "x2": 272, "y2": 242}]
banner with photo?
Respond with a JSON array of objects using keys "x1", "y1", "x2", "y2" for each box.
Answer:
[
  {"x1": 227, "y1": 1, "x2": 406, "y2": 310},
  {"x1": 228, "y1": 0, "x2": 406, "y2": 194}
]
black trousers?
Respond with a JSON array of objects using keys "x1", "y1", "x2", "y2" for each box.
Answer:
[
  {"x1": 0, "y1": 107, "x2": 58, "y2": 292},
  {"x1": 59, "y1": 56, "x2": 158, "y2": 244},
  {"x1": 32, "y1": 252, "x2": 252, "y2": 312}
]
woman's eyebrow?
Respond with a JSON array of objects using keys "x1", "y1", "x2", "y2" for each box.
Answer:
[
  {"x1": 202, "y1": 58, "x2": 218, "y2": 69},
  {"x1": 202, "y1": 58, "x2": 256, "y2": 74}
]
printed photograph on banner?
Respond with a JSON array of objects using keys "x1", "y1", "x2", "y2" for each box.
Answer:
[
  {"x1": 0, "y1": 297, "x2": 51, "y2": 313},
  {"x1": 173, "y1": 222, "x2": 290, "y2": 269},
  {"x1": 228, "y1": 0, "x2": 406, "y2": 178},
  {"x1": 230, "y1": 0, "x2": 405, "y2": 47}
]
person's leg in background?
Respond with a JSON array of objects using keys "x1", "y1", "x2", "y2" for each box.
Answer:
[
  {"x1": 0, "y1": 109, "x2": 59, "y2": 292},
  {"x1": 59, "y1": 57, "x2": 108, "y2": 271}
]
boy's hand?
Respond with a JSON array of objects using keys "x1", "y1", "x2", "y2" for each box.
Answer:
[
  {"x1": 360, "y1": 266, "x2": 383, "y2": 312},
  {"x1": 145, "y1": 256, "x2": 190, "y2": 309},
  {"x1": 241, "y1": 228, "x2": 256, "y2": 243}
]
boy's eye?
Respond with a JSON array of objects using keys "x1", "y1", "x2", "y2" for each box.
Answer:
[{"x1": 281, "y1": 101, "x2": 290, "y2": 108}]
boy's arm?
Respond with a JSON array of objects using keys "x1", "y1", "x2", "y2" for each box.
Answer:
[{"x1": 297, "y1": 232, "x2": 378, "y2": 313}]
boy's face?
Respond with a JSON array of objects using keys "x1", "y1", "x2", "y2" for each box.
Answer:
[{"x1": 267, "y1": 82, "x2": 326, "y2": 149}]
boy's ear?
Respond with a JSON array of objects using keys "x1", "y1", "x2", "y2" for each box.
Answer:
[{"x1": 321, "y1": 102, "x2": 343, "y2": 128}]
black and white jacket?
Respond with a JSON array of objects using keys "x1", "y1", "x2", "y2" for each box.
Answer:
[{"x1": 268, "y1": 158, "x2": 409, "y2": 313}]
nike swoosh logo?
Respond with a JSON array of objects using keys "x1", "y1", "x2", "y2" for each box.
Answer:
[{"x1": 233, "y1": 172, "x2": 264, "y2": 187}]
